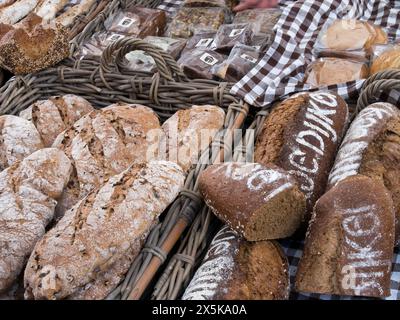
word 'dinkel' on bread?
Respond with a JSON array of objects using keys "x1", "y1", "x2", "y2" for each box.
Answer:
[
  {"x1": 327, "y1": 102, "x2": 400, "y2": 245},
  {"x1": 0, "y1": 148, "x2": 72, "y2": 293},
  {"x1": 199, "y1": 162, "x2": 306, "y2": 241},
  {"x1": 24, "y1": 160, "x2": 185, "y2": 300},
  {"x1": 255, "y1": 91, "x2": 349, "y2": 222},
  {"x1": 295, "y1": 175, "x2": 394, "y2": 298},
  {"x1": 182, "y1": 225, "x2": 289, "y2": 300}
]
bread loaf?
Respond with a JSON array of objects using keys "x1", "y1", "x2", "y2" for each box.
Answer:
[
  {"x1": 182, "y1": 225, "x2": 289, "y2": 300},
  {"x1": 199, "y1": 162, "x2": 306, "y2": 241},
  {"x1": 370, "y1": 46, "x2": 400, "y2": 75},
  {"x1": 160, "y1": 105, "x2": 225, "y2": 172},
  {"x1": 328, "y1": 102, "x2": 400, "y2": 245},
  {"x1": 0, "y1": 148, "x2": 72, "y2": 293},
  {"x1": 52, "y1": 103, "x2": 161, "y2": 219},
  {"x1": 295, "y1": 175, "x2": 395, "y2": 298},
  {"x1": 19, "y1": 95, "x2": 94, "y2": 147},
  {"x1": 0, "y1": 115, "x2": 44, "y2": 170},
  {"x1": 0, "y1": 13, "x2": 69, "y2": 74},
  {"x1": 254, "y1": 91, "x2": 349, "y2": 222},
  {"x1": 0, "y1": 0, "x2": 38, "y2": 25},
  {"x1": 24, "y1": 160, "x2": 185, "y2": 300}
]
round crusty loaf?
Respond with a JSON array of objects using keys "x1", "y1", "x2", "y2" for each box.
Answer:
[
  {"x1": 328, "y1": 102, "x2": 400, "y2": 245},
  {"x1": 52, "y1": 103, "x2": 161, "y2": 220},
  {"x1": 0, "y1": 148, "x2": 72, "y2": 293},
  {"x1": 160, "y1": 105, "x2": 225, "y2": 173},
  {"x1": 199, "y1": 162, "x2": 306, "y2": 241},
  {"x1": 24, "y1": 160, "x2": 185, "y2": 300},
  {"x1": 19, "y1": 95, "x2": 94, "y2": 147},
  {"x1": 370, "y1": 47, "x2": 400, "y2": 75},
  {"x1": 254, "y1": 91, "x2": 349, "y2": 222},
  {"x1": 0, "y1": 115, "x2": 44, "y2": 170},
  {"x1": 182, "y1": 225, "x2": 289, "y2": 300},
  {"x1": 295, "y1": 175, "x2": 395, "y2": 298}
]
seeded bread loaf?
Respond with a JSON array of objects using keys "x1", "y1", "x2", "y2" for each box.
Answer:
[
  {"x1": 182, "y1": 225, "x2": 289, "y2": 300},
  {"x1": 0, "y1": 115, "x2": 44, "y2": 170},
  {"x1": 24, "y1": 160, "x2": 185, "y2": 300},
  {"x1": 328, "y1": 103, "x2": 400, "y2": 245},
  {"x1": 160, "y1": 105, "x2": 225, "y2": 172},
  {"x1": 255, "y1": 91, "x2": 349, "y2": 222},
  {"x1": 295, "y1": 175, "x2": 394, "y2": 298},
  {"x1": 19, "y1": 95, "x2": 94, "y2": 147},
  {"x1": 0, "y1": 148, "x2": 72, "y2": 293},
  {"x1": 52, "y1": 103, "x2": 161, "y2": 219},
  {"x1": 199, "y1": 162, "x2": 306, "y2": 240}
]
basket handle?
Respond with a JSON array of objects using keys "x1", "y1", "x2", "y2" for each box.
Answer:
[{"x1": 100, "y1": 37, "x2": 187, "y2": 81}]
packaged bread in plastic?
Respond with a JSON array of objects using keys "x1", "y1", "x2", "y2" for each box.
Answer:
[
  {"x1": 178, "y1": 49, "x2": 227, "y2": 79},
  {"x1": 182, "y1": 32, "x2": 216, "y2": 54},
  {"x1": 182, "y1": 0, "x2": 229, "y2": 8},
  {"x1": 144, "y1": 36, "x2": 187, "y2": 59},
  {"x1": 75, "y1": 32, "x2": 127, "y2": 59},
  {"x1": 106, "y1": 7, "x2": 166, "y2": 38},
  {"x1": 166, "y1": 7, "x2": 227, "y2": 38},
  {"x1": 370, "y1": 43, "x2": 400, "y2": 75},
  {"x1": 304, "y1": 57, "x2": 369, "y2": 87},
  {"x1": 233, "y1": 8, "x2": 281, "y2": 35},
  {"x1": 213, "y1": 44, "x2": 260, "y2": 81},
  {"x1": 214, "y1": 23, "x2": 253, "y2": 52},
  {"x1": 315, "y1": 19, "x2": 388, "y2": 60}
]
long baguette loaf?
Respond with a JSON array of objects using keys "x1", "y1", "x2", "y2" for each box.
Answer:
[
  {"x1": 24, "y1": 160, "x2": 185, "y2": 300},
  {"x1": 0, "y1": 115, "x2": 44, "y2": 170},
  {"x1": 34, "y1": 0, "x2": 69, "y2": 21},
  {"x1": 52, "y1": 103, "x2": 161, "y2": 220},
  {"x1": 20, "y1": 94, "x2": 94, "y2": 147},
  {"x1": 0, "y1": 0, "x2": 38, "y2": 25},
  {"x1": 0, "y1": 148, "x2": 72, "y2": 293},
  {"x1": 55, "y1": 0, "x2": 96, "y2": 27}
]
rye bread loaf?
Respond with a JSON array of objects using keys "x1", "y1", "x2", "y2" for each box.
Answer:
[
  {"x1": 254, "y1": 91, "x2": 349, "y2": 222},
  {"x1": 19, "y1": 95, "x2": 94, "y2": 147},
  {"x1": 0, "y1": 115, "x2": 44, "y2": 170},
  {"x1": 52, "y1": 103, "x2": 161, "y2": 220},
  {"x1": 160, "y1": 105, "x2": 225, "y2": 172},
  {"x1": 295, "y1": 175, "x2": 395, "y2": 298},
  {"x1": 182, "y1": 225, "x2": 289, "y2": 300},
  {"x1": 199, "y1": 162, "x2": 306, "y2": 241},
  {"x1": 0, "y1": 148, "x2": 72, "y2": 293},
  {"x1": 328, "y1": 102, "x2": 400, "y2": 245},
  {"x1": 24, "y1": 160, "x2": 185, "y2": 300}
]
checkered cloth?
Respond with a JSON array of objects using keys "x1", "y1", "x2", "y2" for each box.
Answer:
[
  {"x1": 280, "y1": 239, "x2": 400, "y2": 300},
  {"x1": 231, "y1": 0, "x2": 400, "y2": 107}
]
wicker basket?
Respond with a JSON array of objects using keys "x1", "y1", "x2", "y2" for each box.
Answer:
[{"x1": 0, "y1": 38, "x2": 249, "y2": 300}]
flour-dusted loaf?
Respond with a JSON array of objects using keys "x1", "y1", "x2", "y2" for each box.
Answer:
[
  {"x1": 24, "y1": 160, "x2": 185, "y2": 300},
  {"x1": 328, "y1": 102, "x2": 400, "y2": 245},
  {"x1": 255, "y1": 91, "x2": 349, "y2": 222},
  {"x1": 20, "y1": 95, "x2": 94, "y2": 147},
  {"x1": 160, "y1": 105, "x2": 225, "y2": 172},
  {"x1": 199, "y1": 162, "x2": 306, "y2": 241},
  {"x1": 182, "y1": 225, "x2": 289, "y2": 300},
  {"x1": 0, "y1": 115, "x2": 44, "y2": 170},
  {"x1": 52, "y1": 103, "x2": 161, "y2": 219},
  {"x1": 295, "y1": 175, "x2": 395, "y2": 298},
  {"x1": 0, "y1": 148, "x2": 72, "y2": 293}
]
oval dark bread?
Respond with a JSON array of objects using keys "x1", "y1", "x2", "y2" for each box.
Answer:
[
  {"x1": 182, "y1": 225, "x2": 289, "y2": 300},
  {"x1": 24, "y1": 160, "x2": 185, "y2": 300},
  {"x1": 328, "y1": 102, "x2": 400, "y2": 245},
  {"x1": 199, "y1": 162, "x2": 306, "y2": 241},
  {"x1": 295, "y1": 175, "x2": 395, "y2": 298},
  {"x1": 255, "y1": 91, "x2": 349, "y2": 223}
]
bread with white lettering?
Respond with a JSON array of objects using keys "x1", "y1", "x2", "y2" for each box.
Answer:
[
  {"x1": 0, "y1": 148, "x2": 72, "y2": 293},
  {"x1": 0, "y1": 115, "x2": 44, "y2": 171},
  {"x1": 182, "y1": 225, "x2": 289, "y2": 300},
  {"x1": 327, "y1": 102, "x2": 400, "y2": 245},
  {"x1": 254, "y1": 91, "x2": 349, "y2": 223},
  {"x1": 52, "y1": 103, "x2": 161, "y2": 220},
  {"x1": 199, "y1": 162, "x2": 306, "y2": 240},
  {"x1": 19, "y1": 95, "x2": 94, "y2": 147},
  {"x1": 24, "y1": 160, "x2": 185, "y2": 300},
  {"x1": 295, "y1": 175, "x2": 394, "y2": 297}
]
